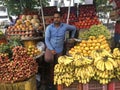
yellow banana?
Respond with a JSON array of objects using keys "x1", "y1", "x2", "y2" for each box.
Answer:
[
  {"x1": 58, "y1": 56, "x2": 65, "y2": 64},
  {"x1": 96, "y1": 60, "x2": 104, "y2": 71},
  {"x1": 101, "y1": 49, "x2": 112, "y2": 57},
  {"x1": 108, "y1": 57, "x2": 118, "y2": 68},
  {"x1": 91, "y1": 50, "x2": 100, "y2": 59},
  {"x1": 94, "y1": 57, "x2": 102, "y2": 66},
  {"x1": 82, "y1": 56, "x2": 93, "y2": 65},
  {"x1": 104, "y1": 60, "x2": 113, "y2": 71}
]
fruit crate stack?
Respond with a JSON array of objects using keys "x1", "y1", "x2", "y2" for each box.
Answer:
[
  {"x1": 57, "y1": 82, "x2": 82, "y2": 90},
  {"x1": 108, "y1": 79, "x2": 120, "y2": 90},
  {"x1": 83, "y1": 80, "x2": 107, "y2": 90}
]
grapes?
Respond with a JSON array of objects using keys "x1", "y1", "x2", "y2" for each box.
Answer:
[{"x1": 79, "y1": 24, "x2": 111, "y2": 40}]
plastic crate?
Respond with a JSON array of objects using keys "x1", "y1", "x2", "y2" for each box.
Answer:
[
  {"x1": 57, "y1": 82, "x2": 82, "y2": 90},
  {"x1": 83, "y1": 80, "x2": 107, "y2": 90},
  {"x1": 108, "y1": 79, "x2": 120, "y2": 90}
]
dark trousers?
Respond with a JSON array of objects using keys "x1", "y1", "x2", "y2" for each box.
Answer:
[{"x1": 44, "y1": 48, "x2": 63, "y2": 83}]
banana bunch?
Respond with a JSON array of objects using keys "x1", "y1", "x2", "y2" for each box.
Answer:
[
  {"x1": 113, "y1": 48, "x2": 120, "y2": 80},
  {"x1": 113, "y1": 48, "x2": 120, "y2": 56},
  {"x1": 58, "y1": 55, "x2": 73, "y2": 65},
  {"x1": 93, "y1": 68, "x2": 115, "y2": 84},
  {"x1": 74, "y1": 65, "x2": 95, "y2": 84},
  {"x1": 112, "y1": 48, "x2": 120, "y2": 65},
  {"x1": 94, "y1": 55, "x2": 118, "y2": 71},
  {"x1": 91, "y1": 49, "x2": 112, "y2": 59},
  {"x1": 54, "y1": 63, "x2": 75, "y2": 86},
  {"x1": 73, "y1": 56, "x2": 93, "y2": 67},
  {"x1": 72, "y1": 52, "x2": 82, "y2": 60},
  {"x1": 115, "y1": 67, "x2": 120, "y2": 80}
]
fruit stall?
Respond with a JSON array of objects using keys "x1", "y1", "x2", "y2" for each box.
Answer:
[
  {"x1": 53, "y1": 3, "x2": 120, "y2": 90},
  {"x1": 0, "y1": 0, "x2": 120, "y2": 90},
  {"x1": 0, "y1": 8, "x2": 45, "y2": 90},
  {"x1": 55, "y1": 29, "x2": 120, "y2": 90}
]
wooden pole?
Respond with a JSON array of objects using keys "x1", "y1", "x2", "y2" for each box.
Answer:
[
  {"x1": 39, "y1": 0, "x2": 46, "y2": 32},
  {"x1": 67, "y1": 0, "x2": 71, "y2": 24},
  {"x1": 65, "y1": 0, "x2": 71, "y2": 41}
]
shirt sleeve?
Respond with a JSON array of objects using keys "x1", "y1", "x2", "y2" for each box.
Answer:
[
  {"x1": 66, "y1": 24, "x2": 76, "y2": 38},
  {"x1": 45, "y1": 26, "x2": 54, "y2": 50}
]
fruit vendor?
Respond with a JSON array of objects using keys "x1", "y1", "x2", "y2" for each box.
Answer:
[{"x1": 44, "y1": 11, "x2": 76, "y2": 84}]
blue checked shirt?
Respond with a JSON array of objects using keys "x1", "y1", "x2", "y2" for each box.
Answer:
[{"x1": 45, "y1": 23, "x2": 76, "y2": 53}]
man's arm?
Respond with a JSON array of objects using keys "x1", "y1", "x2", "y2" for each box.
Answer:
[
  {"x1": 45, "y1": 27, "x2": 54, "y2": 50},
  {"x1": 66, "y1": 24, "x2": 76, "y2": 38}
]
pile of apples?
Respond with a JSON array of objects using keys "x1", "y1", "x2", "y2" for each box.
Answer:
[
  {"x1": 44, "y1": 16, "x2": 53, "y2": 25},
  {"x1": 74, "y1": 5, "x2": 100, "y2": 29},
  {"x1": 43, "y1": 6, "x2": 57, "y2": 16},
  {"x1": 61, "y1": 7, "x2": 77, "y2": 23},
  {"x1": 0, "y1": 46, "x2": 38, "y2": 83}
]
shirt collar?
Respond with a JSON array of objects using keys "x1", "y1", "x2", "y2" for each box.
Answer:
[{"x1": 52, "y1": 23, "x2": 64, "y2": 27}]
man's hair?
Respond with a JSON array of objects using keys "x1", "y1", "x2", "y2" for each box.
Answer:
[{"x1": 54, "y1": 11, "x2": 62, "y2": 17}]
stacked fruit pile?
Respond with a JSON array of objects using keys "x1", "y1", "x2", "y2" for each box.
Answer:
[
  {"x1": 69, "y1": 35, "x2": 111, "y2": 57},
  {"x1": 54, "y1": 55, "x2": 74, "y2": 86},
  {"x1": 43, "y1": 6, "x2": 57, "y2": 16},
  {"x1": 0, "y1": 46, "x2": 38, "y2": 83},
  {"x1": 54, "y1": 48, "x2": 120, "y2": 86},
  {"x1": 73, "y1": 54, "x2": 94, "y2": 84},
  {"x1": 91, "y1": 49, "x2": 117, "y2": 84},
  {"x1": 74, "y1": 5, "x2": 100, "y2": 29},
  {"x1": 60, "y1": 7, "x2": 77, "y2": 23},
  {"x1": 27, "y1": 45, "x2": 41, "y2": 57},
  {"x1": 54, "y1": 34, "x2": 120, "y2": 86},
  {"x1": 79, "y1": 24, "x2": 111, "y2": 40},
  {"x1": 6, "y1": 15, "x2": 43, "y2": 38},
  {"x1": 113, "y1": 48, "x2": 120, "y2": 80}
]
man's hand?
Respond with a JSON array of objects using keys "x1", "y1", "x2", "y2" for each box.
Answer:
[
  {"x1": 70, "y1": 38, "x2": 75, "y2": 41},
  {"x1": 51, "y1": 50, "x2": 56, "y2": 54}
]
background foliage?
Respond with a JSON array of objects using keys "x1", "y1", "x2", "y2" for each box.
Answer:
[{"x1": 0, "y1": 0, "x2": 49, "y2": 16}]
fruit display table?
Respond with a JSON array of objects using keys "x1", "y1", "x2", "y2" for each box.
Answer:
[
  {"x1": 83, "y1": 80, "x2": 107, "y2": 90},
  {"x1": 57, "y1": 82, "x2": 82, "y2": 90},
  {"x1": 108, "y1": 79, "x2": 120, "y2": 90}
]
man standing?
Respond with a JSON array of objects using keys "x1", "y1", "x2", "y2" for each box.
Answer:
[{"x1": 44, "y1": 11, "x2": 76, "y2": 86}]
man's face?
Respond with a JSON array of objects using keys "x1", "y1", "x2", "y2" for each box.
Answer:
[{"x1": 53, "y1": 13, "x2": 61, "y2": 24}]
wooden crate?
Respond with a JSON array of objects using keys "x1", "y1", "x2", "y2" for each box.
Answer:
[
  {"x1": 0, "y1": 75, "x2": 37, "y2": 90},
  {"x1": 108, "y1": 79, "x2": 120, "y2": 90},
  {"x1": 83, "y1": 80, "x2": 107, "y2": 90},
  {"x1": 57, "y1": 82, "x2": 82, "y2": 90}
]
